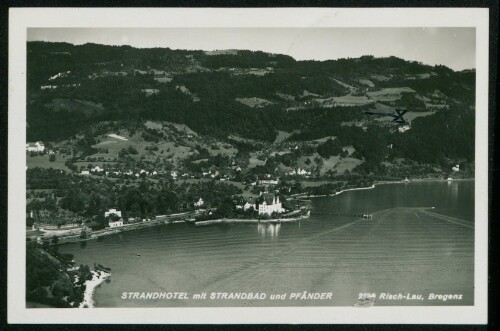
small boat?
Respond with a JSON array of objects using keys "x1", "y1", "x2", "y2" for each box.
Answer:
[
  {"x1": 137, "y1": 253, "x2": 141, "y2": 257},
  {"x1": 447, "y1": 177, "x2": 453, "y2": 181}
]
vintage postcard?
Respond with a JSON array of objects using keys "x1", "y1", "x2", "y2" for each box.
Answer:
[{"x1": 8, "y1": 7, "x2": 489, "y2": 324}]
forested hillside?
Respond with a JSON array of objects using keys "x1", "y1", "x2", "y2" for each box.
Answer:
[{"x1": 27, "y1": 41, "x2": 475, "y2": 171}]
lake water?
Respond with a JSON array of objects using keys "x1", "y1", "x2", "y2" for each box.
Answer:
[{"x1": 59, "y1": 180, "x2": 475, "y2": 307}]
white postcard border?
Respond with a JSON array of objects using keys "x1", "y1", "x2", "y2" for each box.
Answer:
[{"x1": 8, "y1": 7, "x2": 489, "y2": 324}]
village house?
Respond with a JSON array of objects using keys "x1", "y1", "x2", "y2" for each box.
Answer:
[
  {"x1": 452, "y1": 164, "x2": 460, "y2": 172},
  {"x1": 194, "y1": 198, "x2": 204, "y2": 208},
  {"x1": 243, "y1": 201, "x2": 257, "y2": 211},
  {"x1": 398, "y1": 125, "x2": 411, "y2": 133},
  {"x1": 258, "y1": 179, "x2": 279, "y2": 186},
  {"x1": 81, "y1": 170, "x2": 90, "y2": 175},
  {"x1": 109, "y1": 218, "x2": 124, "y2": 228},
  {"x1": 26, "y1": 141, "x2": 45, "y2": 153},
  {"x1": 289, "y1": 168, "x2": 311, "y2": 176},
  {"x1": 257, "y1": 193, "x2": 285, "y2": 216},
  {"x1": 104, "y1": 208, "x2": 122, "y2": 218},
  {"x1": 91, "y1": 165, "x2": 104, "y2": 173}
]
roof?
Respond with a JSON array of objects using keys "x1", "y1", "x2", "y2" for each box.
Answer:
[{"x1": 258, "y1": 193, "x2": 279, "y2": 205}]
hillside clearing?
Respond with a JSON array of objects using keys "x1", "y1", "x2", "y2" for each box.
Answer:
[
  {"x1": 44, "y1": 98, "x2": 104, "y2": 115},
  {"x1": 367, "y1": 87, "x2": 416, "y2": 102},
  {"x1": 315, "y1": 94, "x2": 374, "y2": 107},
  {"x1": 235, "y1": 97, "x2": 273, "y2": 108}
]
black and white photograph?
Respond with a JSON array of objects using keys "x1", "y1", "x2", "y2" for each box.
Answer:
[{"x1": 7, "y1": 7, "x2": 490, "y2": 324}]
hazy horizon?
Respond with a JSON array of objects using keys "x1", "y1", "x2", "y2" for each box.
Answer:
[{"x1": 28, "y1": 28, "x2": 476, "y2": 71}]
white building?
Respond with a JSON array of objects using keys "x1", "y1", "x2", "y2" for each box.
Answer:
[
  {"x1": 297, "y1": 169, "x2": 308, "y2": 176},
  {"x1": 398, "y1": 125, "x2": 411, "y2": 133},
  {"x1": 194, "y1": 198, "x2": 204, "y2": 207},
  {"x1": 171, "y1": 171, "x2": 178, "y2": 179},
  {"x1": 109, "y1": 218, "x2": 124, "y2": 228},
  {"x1": 296, "y1": 168, "x2": 311, "y2": 176},
  {"x1": 91, "y1": 165, "x2": 104, "y2": 173},
  {"x1": 452, "y1": 164, "x2": 460, "y2": 172},
  {"x1": 81, "y1": 170, "x2": 90, "y2": 175},
  {"x1": 26, "y1": 141, "x2": 45, "y2": 153},
  {"x1": 243, "y1": 202, "x2": 256, "y2": 211},
  {"x1": 258, "y1": 194, "x2": 285, "y2": 216},
  {"x1": 258, "y1": 179, "x2": 279, "y2": 185},
  {"x1": 104, "y1": 208, "x2": 122, "y2": 218}
]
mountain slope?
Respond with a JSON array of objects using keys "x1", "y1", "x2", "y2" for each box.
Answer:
[{"x1": 26, "y1": 41, "x2": 475, "y2": 170}]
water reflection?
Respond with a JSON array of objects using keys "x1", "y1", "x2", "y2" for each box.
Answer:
[
  {"x1": 446, "y1": 181, "x2": 459, "y2": 209},
  {"x1": 257, "y1": 223, "x2": 281, "y2": 239}
]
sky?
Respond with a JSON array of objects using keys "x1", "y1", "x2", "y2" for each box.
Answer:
[{"x1": 27, "y1": 28, "x2": 476, "y2": 71}]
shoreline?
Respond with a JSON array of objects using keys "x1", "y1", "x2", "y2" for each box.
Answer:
[
  {"x1": 194, "y1": 212, "x2": 310, "y2": 226},
  {"x1": 79, "y1": 269, "x2": 111, "y2": 308},
  {"x1": 304, "y1": 177, "x2": 474, "y2": 199},
  {"x1": 37, "y1": 178, "x2": 474, "y2": 243}
]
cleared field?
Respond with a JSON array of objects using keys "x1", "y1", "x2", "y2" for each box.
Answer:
[
  {"x1": 369, "y1": 104, "x2": 436, "y2": 123},
  {"x1": 275, "y1": 92, "x2": 295, "y2": 101},
  {"x1": 176, "y1": 85, "x2": 200, "y2": 102},
  {"x1": 274, "y1": 130, "x2": 292, "y2": 144},
  {"x1": 154, "y1": 77, "x2": 173, "y2": 83},
  {"x1": 359, "y1": 79, "x2": 375, "y2": 87},
  {"x1": 44, "y1": 98, "x2": 104, "y2": 115},
  {"x1": 144, "y1": 121, "x2": 163, "y2": 130},
  {"x1": 342, "y1": 146, "x2": 355, "y2": 156},
  {"x1": 312, "y1": 136, "x2": 337, "y2": 144},
  {"x1": 301, "y1": 90, "x2": 320, "y2": 98},
  {"x1": 373, "y1": 102, "x2": 395, "y2": 112},
  {"x1": 331, "y1": 78, "x2": 357, "y2": 93},
  {"x1": 205, "y1": 49, "x2": 239, "y2": 55},
  {"x1": 27, "y1": 154, "x2": 71, "y2": 171},
  {"x1": 208, "y1": 143, "x2": 238, "y2": 158},
  {"x1": 247, "y1": 154, "x2": 266, "y2": 168},
  {"x1": 319, "y1": 155, "x2": 341, "y2": 175},
  {"x1": 92, "y1": 131, "x2": 146, "y2": 159},
  {"x1": 403, "y1": 111, "x2": 436, "y2": 122},
  {"x1": 107, "y1": 134, "x2": 127, "y2": 141},
  {"x1": 235, "y1": 97, "x2": 273, "y2": 108},
  {"x1": 367, "y1": 87, "x2": 416, "y2": 102},
  {"x1": 370, "y1": 74, "x2": 390, "y2": 81},
  {"x1": 316, "y1": 94, "x2": 374, "y2": 107},
  {"x1": 334, "y1": 157, "x2": 363, "y2": 174},
  {"x1": 301, "y1": 180, "x2": 337, "y2": 187},
  {"x1": 425, "y1": 104, "x2": 449, "y2": 110}
]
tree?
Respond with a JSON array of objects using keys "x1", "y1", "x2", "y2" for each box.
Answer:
[
  {"x1": 216, "y1": 198, "x2": 235, "y2": 218},
  {"x1": 26, "y1": 216, "x2": 35, "y2": 227},
  {"x1": 60, "y1": 189, "x2": 86, "y2": 213},
  {"x1": 49, "y1": 153, "x2": 56, "y2": 162}
]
